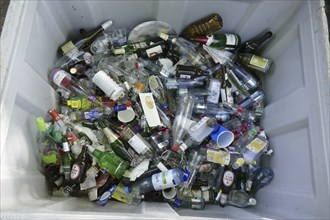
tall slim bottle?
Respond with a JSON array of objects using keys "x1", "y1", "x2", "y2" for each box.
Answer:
[{"x1": 237, "y1": 31, "x2": 273, "y2": 54}]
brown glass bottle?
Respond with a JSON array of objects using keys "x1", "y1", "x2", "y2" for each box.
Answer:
[
  {"x1": 70, "y1": 145, "x2": 90, "y2": 184},
  {"x1": 181, "y1": 13, "x2": 223, "y2": 38}
]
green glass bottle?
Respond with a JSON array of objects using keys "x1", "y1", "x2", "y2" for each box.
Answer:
[
  {"x1": 237, "y1": 53, "x2": 272, "y2": 73},
  {"x1": 193, "y1": 33, "x2": 241, "y2": 50},
  {"x1": 62, "y1": 142, "x2": 74, "y2": 181},
  {"x1": 36, "y1": 117, "x2": 61, "y2": 166},
  {"x1": 87, "y1": 145, "x2": 129, "y2": 179},
  {"x1": 98, "y1": 120, "x2": 133, "y2": 162}
]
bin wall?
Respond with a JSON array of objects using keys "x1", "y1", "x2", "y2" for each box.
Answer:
[{"x1": 1, "y1": 0, "x2": 329, "y2": 219}]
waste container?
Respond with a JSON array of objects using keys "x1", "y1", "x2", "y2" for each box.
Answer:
[{"x1": 0, "y1": 0, "x2": 329, "y2": 219}]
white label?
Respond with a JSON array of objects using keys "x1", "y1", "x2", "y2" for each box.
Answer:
[
  {"x1": 190, "y1": 116, "x2": 209, "y2": 132},
  {"x1": 226, "y1": 87, "x2": 234, "y2": 104},
  {"x1": 220, "y1": 88, "x2": 227, "y2": 102},
  {"x1": 223, "y1": 170, "x2": 234, "y2": 187},
  {"x1": 152, "y1": 170, "x2": 176, "y2": 190},
  {"x1": 139, "y1": 93, "x2": 161, "y2": 127},
  {"x1": 128, "y1": 134, "x2": 148, "y2": 154},
  {"x1": 70, "y1": 164, "x2": 80, "y2": 179},
  {"x1": 53, "y1": 70, "x2": 68, "y2": 87},
  {"x1": 146, "y1": 45, "x2": 163, "y2": 57},
  {"x1": 225, "y1": 34, "x2": 237, "y2": 46},
  {"x1": 207, "y1": 79, "x2": 221, "y2": 104}
]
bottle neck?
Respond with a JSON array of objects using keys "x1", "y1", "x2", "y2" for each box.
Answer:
[{"x1": 103, "y1": 127, "x2": 119, "y2": 143}]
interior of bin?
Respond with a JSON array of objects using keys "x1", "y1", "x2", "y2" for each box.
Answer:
[{"x1": 0, "y1": 0, "x2": 329, "y2": 219}]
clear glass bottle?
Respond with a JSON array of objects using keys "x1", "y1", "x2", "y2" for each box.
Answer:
[
  {"x1": 121, "y1": 125, "x2": 153, "y2": 157},
  {"x1": 148, "y1": 75, "x2": 169, "y2": 109},
  {"x1": 232, "y1": 125, "x2": 260, "y2": 151},
  {"x1": 226, "y1": 190, "x2": 257, "y2": 208},
  {"x1": 241, "y1": 135, "x2": 269, "y2": 164},
  {"x1": 188, "y1": 116, "x2": 218, "y2": 144}
]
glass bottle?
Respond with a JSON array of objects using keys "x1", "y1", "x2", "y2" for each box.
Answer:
[
  {"x1": 98, "y1": 120, "x2": 133, "y2": 162},
  {"x1": 135, "y1": 39, "x2": 170, "y2": 60},
  {"x1": 136, "y1": 57, "x2": 172, "y2": 78},
  {"x1": 70, "y1": 145, "x2": 90, "y2": 184},
  {"x1": 237, "y1": 31, "x2": 273, "y2": 54},
  {"x1": 171, "y1": 93, "x2": 196, "y2": 151},
  {"x1": 48, "y1": 108, "x2": 67, "y2": 135},
  {"x1": 219, "y1": 166, "x2": 237, "y2": 207},
  {"x1": 250, "y1": 167, "x2": 274, "y2": 195},
  {"x1": 239, "y1": 90, "x2": 266, "y2": 110},
  {"x1": 225, "y1": 61, "x2": 259, "y2": 91},
  {"x1": 36, "y1": 117, "x2": 61, "y2": 166},
  {"x1": 120, "y1": 125, "x2": 153, "y2": 157},
  {"x1": 241, "y1": 135, "x2": 269, "y2": 164},
  {"x1": 188, "y1": 116, "x2": 218, "y2": 144},
  {"x1": 181, "y1": 13, "x2": 223, "y2": 38},
  {"x1": 232, "y1": 125, "x2": 260, "y2": 151},
  {"x1": 59, "y1": 20, "x2": 113, "y2": 55},
  {"x1": 175, "y1": 65, "x2": 208, "y2": 80},
  {"x1": 164, "y1": 78, "x2": 204, "y2": 90},
  {"x1": 159, "y1": 34, "x2": 207, "y2": 68},
  {"x1": 193, "y1": 33, "x2": 241, "y2": 50},
  {"x1": 62, "y1": 142, "x2": 74, "y2": 181},
  {"x1": 148, "y1": 75, "x2": 168, "y2": 109},
  {"x1": 133, "y1": 168, "x2": 185, "y2": 194},
  {"x1": 49, "y1": 68, "x2": 96, "y2": 101},
  {"x1": 238, "y1": 53, "x2": 272, "y2": 73},
  {"x1": 87, "y1": 145, "x2": 129, "y2": 179},
  {"x1": 226, "y1": 190, "x2": 257, "y2": 208},
  {"x1": 220, "y1": 71, "x2": 234, "y2": 104}
]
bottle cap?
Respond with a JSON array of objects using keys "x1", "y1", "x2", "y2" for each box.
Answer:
[
  {"x1": 117, "y1": 107, "x2": 136, "y2": 123},
  {"x1": 101, "y1": 20, "x2": 113, "y2": 31},
  {"x1": 70, "y1": 67, "x2": 78, "y2": 75},
  {"x1": 171, "y1": 143, "x2": 179, "y2": 152},
  {"x1": 48, "y1": 109, "x2": 61, "y2": 121},
  {"x1": 249, "y1": 198, "x2": 257, "y2": 206},
  {"x1": 62, "y1": 142, "x2": 70, "y2": 152},
  {"x1": 36, "y1": 117, "x2": 47, "y2": 132},
  {"x1": 134, "y1": 82, "x2": 145, "y2": 92},
  {"x1": 232, "y1": 158, "x2": 245, "y2": 169}
]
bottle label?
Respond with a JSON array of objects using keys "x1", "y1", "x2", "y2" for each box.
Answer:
[
  {"x1": 41, "y1": 153, "x2": 57, "y2": 164},
  {"x1": 128, "y1": 134, "x2": 148, "y2": 154},
  {"x1": 151, "y1": 170, "x2": 177, "y2": 190},
  {"x1": 133, "y1": 41, "x2": 148, "y2": 49},
  {"x1": 226, "y1": 87, "x2": 234, "y2": 104},
  {"x1": 69, "y1": 100, "x2": 81, "y2": 109},
  {"x1": 220, "y1": 88, "x2": 227, "y2": 102},
  {"x1": 246, "y1": 137, "x2": 267, "y2": 153},
  {"x1": 223, "y1": 170, "x2": 234, "y2": 187},
  {"x1": 111, "y1": 184, "x2": 130, "y2": 204},
  {"x1": 70, "y1": 164, "x2": 80, "y2": 180},
  {"x1": 220, "y1": 193, "x2": 228, "y2": 205},
  {"x1": 146, "y1": 45, "x2": 163, "y2": 58},
  {"x1": 114, "y1": 48, "x2": 125, "y2": 55},
  {"x1": 225, "y1": 34, "x2": 237, "y2": 46},
  {"x1": 206, "y1": 149, "x2": 230, "y2": 165},
  {"x1": 52, "y1": 70, "x2": 68, "y2": 87},
  {"x1": 207, "y1": 79, "x2": 221, "y2": 104},
  {"x1": 250, "y1": 55, "x2": 268, "y2": 68}
]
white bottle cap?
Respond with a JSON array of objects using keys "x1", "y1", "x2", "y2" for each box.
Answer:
[
  {"x1": 101, "y1": 20, "x2": 113, "y2": 31},
  {"x1": 117, "y1": 107, "x2": 136, "y2": 123},
  {"x1": 249, "y1": 198, "x2": 257, "y2": 206}
]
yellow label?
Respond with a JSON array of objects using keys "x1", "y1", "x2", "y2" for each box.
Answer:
[
  {"x1": 250, "y1": 55, "x2": 268, "y2": 68},
  {"x1": 81, "y1": 98, "x2": 93, "y2": 110},
  {"x1": 111, "y1": 184, "x2": 130, "y2": 204},
  {"x1": 207, "y1": 149, "x2": 230, "y2": 165},
  {"x1": 246, "y1": 137, "x2": 267, "y2": 153},
  {"x1": 70, "y1": 100, "x2": 81, "y2": 109},
  {"x1": 145, "y1": 96, "x2": 154, "y2": 109},
  {"x1": 61, "y1": 41, "x2": 75, "y2": 54}
]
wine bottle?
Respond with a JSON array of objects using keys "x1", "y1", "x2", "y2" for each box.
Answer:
[
  {"x1": 59, "y1": 20, "x2": 113, "y2": 55},
  {"x1": 237, "y1": 31, "x2": 273, "y2": 54},
  {"x1": 237, "y1": 53, "x2": 272, "y2": 73},
  {"x1": 193, "y1": 33, "x2": 241, "y2": 50},
  {"x1": 181, "y1": 13, "x2": 223, "y2": 38}
]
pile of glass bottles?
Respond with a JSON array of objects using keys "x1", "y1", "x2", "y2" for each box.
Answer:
[{"x1": 36, "y1": 14, "x2": 275, "y2": 209}]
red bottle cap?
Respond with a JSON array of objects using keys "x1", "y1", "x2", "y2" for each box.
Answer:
[
  {"x1": 66, "y1": 132, "x2": 79, "y2": 144},
  {"x1": 171, "y1": 143, "x2": 179, "y2": 152},
  {"x1": 125, "y1": 100, "x2": 133, "y2": 107},
  {"x1": 48, "y1": 108, "x2": 61, "y2": 121}
]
